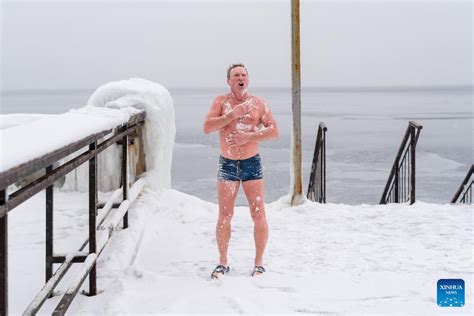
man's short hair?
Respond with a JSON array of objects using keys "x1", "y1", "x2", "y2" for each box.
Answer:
[{"x1": 227, "y1": 63, "x2": 248, "y2": 79}]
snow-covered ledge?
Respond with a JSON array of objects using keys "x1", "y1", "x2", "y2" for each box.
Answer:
[
  {"x1": 1, "y1": 78, "x2": 175, "y2": 193},
  {"x1": 0, "y1": 106, "x2": 139, "y2": 174}
]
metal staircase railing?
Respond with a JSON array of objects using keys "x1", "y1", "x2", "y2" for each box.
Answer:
[
  {"x1": 451, "y1": 164, "x2": 473, "y2": 204},
  {"x1": 0, "y1": 111, "x2": 146, "y2": 316},
  {"x1": 380, "y1": 121, "x2": 422, "y2": 205},
  {"x1": 307, "y1": 122, "x2": 327, "y2": 203}
]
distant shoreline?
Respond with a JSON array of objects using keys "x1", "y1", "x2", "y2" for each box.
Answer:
[{"x1": 1, "y1": 85, "x2": 472, "y2": 96}]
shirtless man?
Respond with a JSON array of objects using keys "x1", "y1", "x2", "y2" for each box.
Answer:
[{"x1": 203, "y1": 64, "x2": 279, "y2": 278}]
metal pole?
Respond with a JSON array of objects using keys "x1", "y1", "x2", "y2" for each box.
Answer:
[
  {"x1": 0, "y1": 190, "x2": 7, "y2": 316},
  {"x1": 121, "y1": 125, "x2": 129, "y2": 229},
  {"x1": 322, "y1": 131, "x2": 326, "y2": 203},
  {"x1": 290, "y1": 0, "x2": 304, "y2": 205},
  {"x1": 394, "y1": 169, "x2": 399, "y2": 203},
  {"x1": 46, "y1": 165, "x2": 54, "y2": 287},
  {"x1": 88, "y1": 142, "x2": 97, "y2": 295},
  {"x1": 410, "y1": 127, "x2": 416, "y2": 204}
]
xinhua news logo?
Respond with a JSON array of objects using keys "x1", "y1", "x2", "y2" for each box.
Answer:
[{"x1": 437, "y1": 279, "x2": 465, "y2": 307}]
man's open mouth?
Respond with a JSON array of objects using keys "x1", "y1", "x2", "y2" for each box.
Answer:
[{"x1": 239, "y1": 82, "x2": 244, "y2": 87}]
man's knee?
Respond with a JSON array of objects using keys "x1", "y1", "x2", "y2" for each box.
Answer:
[
  {"x1": 218, "y1": 210, "x2": 234, "y2": 224},
  {"x1": 250, "y1": 207, "x2": 266, "y2": 222}
]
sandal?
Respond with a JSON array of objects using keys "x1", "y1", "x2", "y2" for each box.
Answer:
[
  {"x1": 211, "y1": 265, "x2": 230, "y2": 279},
  {"x1": 252, "y1": 265, "x2": 266, "y2": 276}
]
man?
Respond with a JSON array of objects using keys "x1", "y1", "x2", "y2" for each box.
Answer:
[{"x1": 203, "y1": 64, "x2": 279, "y2": 278}]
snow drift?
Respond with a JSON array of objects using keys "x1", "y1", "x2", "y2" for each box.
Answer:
[{"x1": 63, "y1": 78, "x2": 175, "y2": 192}]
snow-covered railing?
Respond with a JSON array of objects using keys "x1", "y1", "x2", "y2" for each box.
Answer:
[
  {"x1": 0, "y1": 110, "x2": 146, "y2": 316},
  {"x1": 380, "y1": 121, "x2": 423, "y2": 205},
  {"x1": 451, "y1": 164, "x2": 474, "y2": 204},
  {"x1": 307, "y1": 122, "x2": 327, "y2": 203}
]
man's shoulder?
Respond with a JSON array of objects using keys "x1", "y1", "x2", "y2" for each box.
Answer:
[
  {"x1": 249, "y1": 95, "x2": 266, "y2": 105},
  {"x1": 249, "y1": 95, "x2": 268, "y2": 113},
  {"x1": 213, "y1": 93, "x2": 230, "y2": 103}
]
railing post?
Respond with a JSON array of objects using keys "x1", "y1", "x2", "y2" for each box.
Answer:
[
  {"x1": 121, "y1": 124, "x2": 129, "y2": 229},
  {"x1": 410, "y1": 126, "x2": 416, "y2": 204},
  {"x1": 88, "y1": 142, "x2": 97, "y2": 296},
  {"x1": 450, "y1": 165, "x2": 474, "y2": 203},
  {"x1": 0, "y1": 190, "x2": 7, "y2": 316},
  {"x1": 394, "y1": 169, "x2": 399, "y2": 203},
  {"x1": 46, "y1": 165, "x2": 54, "y2": 288}
]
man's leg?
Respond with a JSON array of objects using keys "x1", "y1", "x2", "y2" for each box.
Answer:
[
  {"x1": 216, "y1": 180, "x2": 240, "y2": 266},
  {"x1": 242, "y1": 179, "x2": 268, "y2": 266}
]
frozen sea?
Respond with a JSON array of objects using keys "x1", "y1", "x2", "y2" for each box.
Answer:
[{"x1": 2, "y1": 86, "x2": 472, "y2": 205}]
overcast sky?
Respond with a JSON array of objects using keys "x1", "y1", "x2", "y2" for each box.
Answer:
[{"x1": 1, "y1": 0, "x2": 472, "y2": 90}]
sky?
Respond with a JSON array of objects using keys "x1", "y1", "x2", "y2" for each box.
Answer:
[{"x1": 1, "y1": 0, "x2": 472, "y2": 90}]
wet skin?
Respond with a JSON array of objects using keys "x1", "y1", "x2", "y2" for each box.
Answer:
[{"x1": 204, "y1": 66, "x2": 279, "y2": 268}]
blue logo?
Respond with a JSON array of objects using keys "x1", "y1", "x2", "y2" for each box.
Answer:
[{"x1": 437, "y1": 279, "x2": 465, "y2": 307}]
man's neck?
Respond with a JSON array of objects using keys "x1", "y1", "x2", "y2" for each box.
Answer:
[{"x1": 231, "y1": 91, "x2": 248, "y2": 101}]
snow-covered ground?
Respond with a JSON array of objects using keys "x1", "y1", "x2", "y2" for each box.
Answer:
[
  {"x1": 8, "y1": 188, "x2": 473, "y2": 315},
  {"x1": 3, "y1": 79, "x2": 472, "y2": 315}
]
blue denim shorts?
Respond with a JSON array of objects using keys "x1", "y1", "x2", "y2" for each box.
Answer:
[{"x1": 218, "y1": 154, "x2": 263, "y2": 182}]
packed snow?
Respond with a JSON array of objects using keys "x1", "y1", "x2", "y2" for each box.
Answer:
[
  {"x1": 3, "y1": 79, "x2": 473, "y2": 315},
  {"x1": 8, "y1": 189, "x2": 473, "y2": 315}
]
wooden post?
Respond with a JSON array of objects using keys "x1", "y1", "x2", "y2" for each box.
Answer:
[{"x1": 290, "y1": 0, "x2": 304, "y2": 205}]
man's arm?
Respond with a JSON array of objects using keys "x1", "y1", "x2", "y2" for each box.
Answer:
[
  {"x1": 227, "y1": 102, "x2": 279, "y2": 147},
  {"x1": 251, "y1": 105, "x2": 279, "y2": 141},
  {"x1": 203, "y1": 98, "x2": 251, "y2": 134}
]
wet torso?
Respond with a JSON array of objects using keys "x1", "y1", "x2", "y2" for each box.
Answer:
[{"x1": 218, "y1": 93, "x2": 265, "y2": 160}]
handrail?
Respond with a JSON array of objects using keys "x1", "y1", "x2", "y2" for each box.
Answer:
[
  {"x1": 451, "y1": 164, "x2": 474, "y2": 204},
  {"x1": 380, "y1": 121, "x2": 422, "y2": 205},
  {"x1": 1, "y1": 110, "x2": 146, "y2": 316},
  {"x1": 307, "y1": 122, "x2": 327, "y2": 203},
  {"x1": 0, "y1": 111, "x2": 146, "y2": 190}
]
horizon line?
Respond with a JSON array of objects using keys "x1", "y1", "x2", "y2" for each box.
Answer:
[{"x1": 1, "y1": 84, "x2": 472, "y2": 96}]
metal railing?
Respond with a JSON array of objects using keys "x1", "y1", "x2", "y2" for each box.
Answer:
[
  {"x1": 0, "y1": 111, "x2": 146, "y2": 315},
  {"x1": 451, "y1": 164, "x2": 474, "y2": 204},
  {"x1": 380, "y1": 121, "x2": 422, "y2": 205},
  {"x1": 307, "y1": 122, "x2": 327, "y2": 203}
]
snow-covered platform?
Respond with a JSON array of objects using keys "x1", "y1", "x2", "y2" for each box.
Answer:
[
  {"x1": 9, "y1": 188, "x2": 473, "y2": 315},
  {"x1": 0, "y1": 106, "x2": 141, "y2": 174}
]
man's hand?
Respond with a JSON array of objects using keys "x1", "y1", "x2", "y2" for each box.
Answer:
[
  {"x1": 225, "y1": 131, "x2": 254, "y2": 147},
  {"x1": 229, "y1": 100, "x2": 253, "y2": 120}
]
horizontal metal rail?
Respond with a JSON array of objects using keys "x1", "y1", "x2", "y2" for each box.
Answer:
[
  {"x1": 0, "y1": 111, "x2": 146, "y2": 189},
  {"x1": 51, "y1": 178, "x2": 145, "y2": 315},
  {"x1": 52, "y1": 254, "x2": 98, "y2": 316},
  {"x1": 0, "y1": 121, "x2": 143, "y2": 217},
  {"x1": 1, "y1": 110, "x2": 146, "y2": 316},
  {"x1": 24, "y1": 179, "x2": 145, "y2": 315}
]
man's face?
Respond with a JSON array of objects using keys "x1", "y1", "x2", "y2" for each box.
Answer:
[{"x1": 227, "y1": 66, "x2": 249, "y2": 93}]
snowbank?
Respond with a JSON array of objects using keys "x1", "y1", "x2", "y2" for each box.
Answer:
[
  {"x1": 9, "y1": 188, "x2": 472, "y2": 315},
  {"x1": 87, "y1": 78, "x2": 175, "y2": 190}
]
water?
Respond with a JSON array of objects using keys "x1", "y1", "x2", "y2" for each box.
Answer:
[{"x1": 2, "y1": 87, "x2": 472, "y2": 205}]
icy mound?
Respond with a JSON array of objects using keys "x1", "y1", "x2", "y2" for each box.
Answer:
[
  {"x1": 88, "y1": 78, "x2": 176, "y2": 190},
  {"x1": 63, "y1": 78, "x2": 175, "y2": 192}
]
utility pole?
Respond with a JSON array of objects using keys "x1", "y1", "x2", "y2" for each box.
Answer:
[{"x1": 290, "y1": 0, "x2": 305, "y2": 206}]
